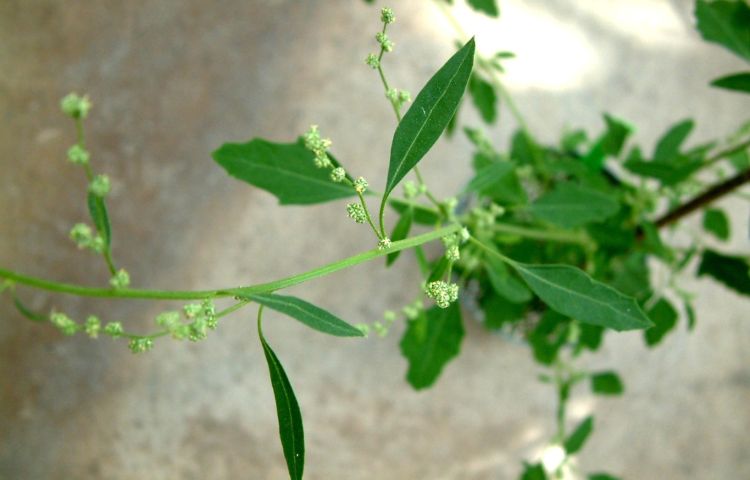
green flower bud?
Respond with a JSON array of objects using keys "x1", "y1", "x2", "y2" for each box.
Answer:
[
  {"x1": 378, "y1": 237, "x2": 392, "y2": 250},
  {"x1": 89, "y1": 174, "x2": 111, "y2": 197},
  {"x1": 383, "y1": 310, "x2": 397, "y2": 324},
  {"x1": 402, "y1": 300, "x2": 423, "y2": 320},
  {"x1": 373, "y1": 321, "x2": 388, "y2": 337},
  {"x1": 155, "y1": 311, "x2": 181, "y2": 330},
  {"x1": 426, "y1": 281, "x2": 459, "y2": 308},
  {"x1": 330, "y1": 167, "x2": 346, "y2": 183},
  {"x1": 129, "y1": 337, "x2": 153, "y2": 354},
  {"x1": 313, "y1": 153, "x2": 332, "y2": 169},
  {"x1": 70, "y1": 223, "x2": 93, "y2": 249},
  {"x1": 365, "y1": 53, "x2": 380, "y2": 69},
  {"x1": 346, "y1": 203, "x2": 367, "y2": 224},
  {"x1": 354, "y1": 176, "x2": 369, "y2": 194},
  {"x1": 446, "y1": 244, "x2": 460, "y2": 262},
  {"x1": 375, "y1": 32, "x2": 394, "y2": 52},
  {"x1": 398, "y1": 90, "x2": 411, "y2": 103},
  {"x1": 403, "y1": 180, "x2": 419, "y2": 199},
  {"x1": 354, "y1": 323, "x2": 370, "y2": 337},
  {"x1": 50, "y1": 311, "x2": 78, "y2": 336},
  {"x1": 381, "y1": 7, "x2": 395, "y2": 24},
  {"x1": 60, "y1": 93, "x2": 92, "y2": 119},
  {"x1": 183, "y1": 303, "x2": 202, "y2": 319},
  {"x1": 84, "y1": 315, "x2": 101, "y2": 338},
  {"x1": 104, "y1": 321, "x2": 124, "y2": 337},
  {"x1": 89, "y1": 235, "x2": 105, "y2": 254},
  {"x1": 67, "y1": 144, "x2": 90, "y2": 165},
  {"x1": 303, "y1": 125, "x2": 333, "y2": 167},
  {"x1": 109, "y1": 269, "x2": 130, "y2": 290}
]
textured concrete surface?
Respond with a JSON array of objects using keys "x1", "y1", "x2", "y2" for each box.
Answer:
[{"x1": 1, "y1": 1, "x2": 748, "y2": 479}]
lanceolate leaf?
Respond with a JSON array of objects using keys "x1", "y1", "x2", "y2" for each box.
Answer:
[
  {"x1": 386, "y1": 208, "x2": 413, "y2": 266},
  {"x1": 527, "y1": 183, "x2": 619, "y2": 228},
  {"x1": 467, "y1": 0, "x2": 499, "y2": 17},
  {"x1": 400, "y1": 302, "x2": 464, "y2": 390},
  {"x1": 258, "y1": 311, "x2": 304, "y2": 480},
  {"x1": 711, "y1": 72, "x2": 750, "y2": 94},
  {"x1": 213, "y1": 138, "x2": 354, "y2": 205},
  {"x1": 486, "y1": 256, "x2": 532, "y2": 303},
  {"x1": 511, "y1": 263, "x2": 653, "y2": 331},
  {"x1": 653, "y1": 119, "x2": 694, "y2": 163},
  {"x1": 87, "y1": 192, "x2": 111, "y2": 248},
  {"x1": 564, "y1": 416, "x2": 594, "y2": 455},
  {"x1": 695, "y1": 0, "x2": 750, "y2": 62},
  {"x1": 384, "y1": 38, "x2": 475, "y2": 200},
  {"x1": 245, "y1": 293, "x2": 364, "y2": 337},
  {"x1": 697, "y1": 249, "x2": 750, "y2": 296}
]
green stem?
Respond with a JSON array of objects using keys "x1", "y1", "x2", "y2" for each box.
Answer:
[
  {"x1": 0, "y1": 225, "x2": 461, "y2": 301},
  {"x1": 705, "y1": 136, "x2": 750, "y2": 167},
  {"x1": 357, "y1": 190, "x2": 383, "y2": 240}
]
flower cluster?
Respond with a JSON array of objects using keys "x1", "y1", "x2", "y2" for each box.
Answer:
[
  {"x1": 67, "y1": 145, "x2": 90, "y2": 165},
  {"x1": 155, "y1": 299, "x2": 217, "y2": 342},
  {"x1": 365, "y1": 53, "x2": 380, "y2": 70},
  {"x1": 60, "y1": 93, "x2": 92, "y2": 119},
  {"x1": 346, "y1": 203, "x2": 367, "y2": 224},
  {"x1": 376, "y1": 32, "x2": 394, "y2": 52},
  {"x1": 69, "y1": 223, "x2": 105, "y2": 253},
  {"x1": 354, "y1": 176, "x2": 369, "y2": 194},
  {"x1": 303, "y1": 125, "x2": 333, "y2": 168},
  {"x1": 109, "y1": 269, "x2": 131, "y2": 290},
  {"x1": 378, "y1": 237, "x2": 392, "y2": 250},
  {"x1": 381, "y1": 7, "x2": 395, "y2": 24},
  {"x1": 426, "y1": 281, "x2": 459, "y2": 308},
  {"x1": 89, "y1": 174, "x2": 111, "y2": 197},
  {"x1": 330, "y1": 167, "x2": 346, "y2": 183}
]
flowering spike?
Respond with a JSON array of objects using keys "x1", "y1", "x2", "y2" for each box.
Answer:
[
  {"x1": 381, "y1": 7, "x2": 395, "y2": 24},
  {"x1": 346, "y1": 203, "x2": 367, "y2": 224},
  {"x1": 50, "y1": 311, "x2": 78, "y2": 336},
  {"x1": 365, "y1": 53, "x2": 380, "y2": 69},
  {"x1": 426, "y1": 281, "x2": 459, "y2": 308}
]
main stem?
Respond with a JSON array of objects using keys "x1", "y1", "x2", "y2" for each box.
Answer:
[{"x1": 0, "y1": 225, "x2": 461, "y2": 301}]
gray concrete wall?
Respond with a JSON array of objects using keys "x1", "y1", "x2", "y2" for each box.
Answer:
[{"x1": 1, "y1": 1, "x2": 748, "y2": 479}]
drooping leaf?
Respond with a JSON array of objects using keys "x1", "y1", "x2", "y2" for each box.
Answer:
[
  {"x1": 384, "y1": 38, "x2": 475, "y2": 199},
  {"x1": 527, "y1": 183, "x2": 619, "y2": 228},
  {"x1": 564, "y1": 416, "x2": 594, "y2": 455},
  {"x1": 244, "y1": 293, "x2": 363, "y2": 337},
  {"x1": 520, "y1": 462, "x2": 548, "y2": 480},
  {"x1": 386, "y1": 208, "x2": 413, "y2": 266},
  {"x1": 400, "y1": 302, "x2": 464, "y2": 390},
  {"x1": 511, "y1": 262, "x2": 653, "y2": 331},
  {"x1": 467, "y1": 0, "x2": 499, "y2": 17},
  {"x1": 703, "y1": 208, "x2": 730, "y2": 241},
  {"x1": 13, "y1": 294, "x2": 47, "y2": 322},
  {"x1": 695, "y1": 0, "x2": 750, "y2": 62},
  {"x1": 644, "y1": 298, "x2": 678, "y2": 346},
  {"x1": 469, "y1": 74, "x2": 497, "y2": 123},
  {"x1": 653, "y1": 119, "x2": 694, "y2": 163},
  {"x1": 590, "y1": 371, "x2": 624, "y2": 395},
  {"x1": 258, "y1": 311, "x2": 304, "y2": 480},
  {"x1": 213, "y1": 138, "x2": 354, "y2": 205},
  {"x1": 87, "y1": 192, "x2": 111, "y2": 248},
  {"x1": 486, "y1": 256, "x2": 532, "y2": 303},
  {"x1": 711, "y1": 72, "x2": 750, "y2": 93},
  {"x1": 697, "y1": 249, "x2": 750, "y2": 296}
]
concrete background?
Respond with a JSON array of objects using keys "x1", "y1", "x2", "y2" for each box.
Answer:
[{"x1": 1, "y1": 0, "x2": 748, "y2": 478}]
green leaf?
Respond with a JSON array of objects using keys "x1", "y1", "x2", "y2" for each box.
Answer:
[
  {"x1": 384, "y1": 38, "x2": 475, "y2": 199},
  {"x1": 697, "y1": 249, "x2": 750, "y2": 296},
  {"x1": 564, "y1": 416, "x2": 594, "y2": 455},
  {"x1": 244, "y1": 293, "x2": 363, "y2": 337},
  {"x1": 469, "y1": 74, "x2": 497, "y2": 123},
  {"x1": 258, "y1": 311, "x2": 304, "y2": 480},
  {"x1": 389, "y1": 198, "x2": 441, "y2": 225},
  {"x1": 527, "y1": 183, "x2": 619, "y2": 228},
  {"x1": 467, "y1": 0, "x2": 499, "y2": 17},
  {"x1": 695, "y1": 0, "x2": 750, "y2": 62},
  {"x1": 600, "y1": 113, "x2": 633, "y2": 157},
  {"x1": 428, "y1": 256, "x2": 451, "y2": 283},
  {"x1": 711, "y1": 72, "x2": 750, "y2": 93},
  {"x1": 529, "y1": 310, "x2": 569, "y2": 365},
  {"x1": 653, "y1": 119, "x2": 694, "y2": 163},
  {"x1": 511, "y1": 262, "x2": 653, "y2": 331},
  {"x1": 400, "y1": 302, "x2": 464, "y2": 390},
  {"x1": 520, "y1": 462, "x2": 548, "y2": 480},
  {"x1": 590, "y1": 371, "x2": 624, "y2": 395},
  {"x1": 87, "y1": 192, "x2": 111, "y2": 248},
  {"x1": 703, "y1": 208, "x2": 730, "y2": 241},
  {"x1": 644, "y1": 298, "x2": 678, "y2": 346},
  {"x1": 589, "y1": 474, "x2": 621, "y2": 480},
  {"x1": 13, "y1": 294, "x2": 47, "y2": 322},
  {"x1": 213, "y1": 138, "x2": 354, "y2": 205},
  {"x1": 386, "y1": 208, "x2": 413, "y2": 266},
  {"x1": 623, "y1": 146, "x2": 701, "y2": 185},
  {"x1": 486, "y1": 256, "x2": 532, "y2": 303},
  {"x1": 481, "y1": 293, "x2": 527, "y2": 329},
  {"x1": 466, "y1": 161, "x2": 527, "y2": 205}
]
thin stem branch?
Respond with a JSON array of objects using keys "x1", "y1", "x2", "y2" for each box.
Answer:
[{"x1": 0, "y1": 225, "x2": 461, "y2": 301}]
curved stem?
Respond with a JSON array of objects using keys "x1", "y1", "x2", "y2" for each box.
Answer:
[{"x1": 0, "y1": 225, "x2": 461, "y2": 301}]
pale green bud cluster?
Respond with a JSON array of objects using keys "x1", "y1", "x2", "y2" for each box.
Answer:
[
  {"x1": 442, "y1": 232, "x2": 467, "y2": 263},
  {"x1": 88, "y1": 174, "x2": 111, "y2": 197},
  {"x1": 69, "y1": 223, "x2": 105, "y2": 253},
  {"x1": 402, "y1": 299, "x2": 424, "y2": 320},
  {"x1": 377, "y1": 237, "x2": 392, "y2": 250},
  {"x1": 471, "y1": 203, "x2": 505, "y2": 230},
  {"x1": 365, "y1": 53, "x2": 380, "y2": 70},
  {"x1": 376, "y1": 32, "x2": 394, "y2": 52},
  {"x1": 330, "y1": 167, "x2": 346, "y2": 183},
  {"x1": 104, "y1": 321, "x2": 124, "y2": 337},
  {"x1": 303, "y1": 125, "x2": 333, "y2": 169},
  {"x1": 386, "y1": 88, "x2": 411, "y2": 109},
  {"x1": 154, "y1": 299, "x2": 217, "y2": 342},
  {"x1": 381, "y1": 7, "x2": 396, "y2": 24},
  {"x1": 50, "y1": 311, "x2": 79, "y2": 336},
  {"x1": 84, "y1": 315, "x2": 101, "y2": 338},
  {"x1": 346, "y1": 203, "x2": 367, "y2": 224},
  {"x1": 60, "y1": 92, "x2": 92, "y2": 119},
  {"x1": 129, "y1": 337, "x2": 153, "y2": 354},
  {"x1": 67, "y1": 144, "x2": 90, "y2": 165},
  {"x1": 354, "y1": 176, "x2": 369, "y2": 194},
  {"x1": 373, "y1": 309, "x2": 397, "y2": 337},
  {"x1": 426, "y1": 281, "x2": 459, "y2": 308},
  {"x1": 403, "y1": 180, "x2": 426, "y2": 199},
  {"x1": 109, "y1": 269, "x2": 130, "y2": 290},
  {"x1": 442, "y1": 196, "x2": 458, "y2": 217}
]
